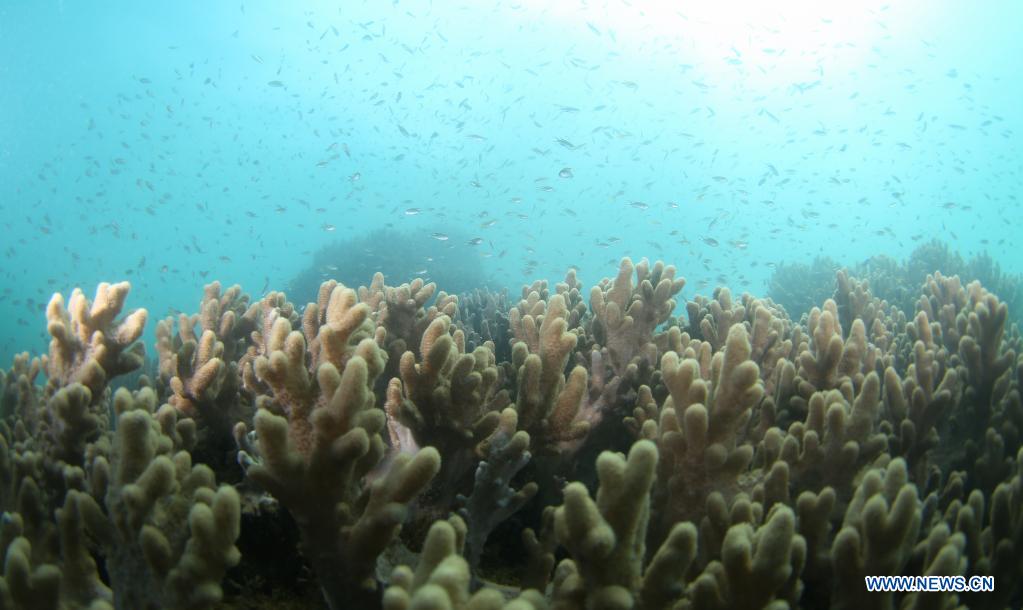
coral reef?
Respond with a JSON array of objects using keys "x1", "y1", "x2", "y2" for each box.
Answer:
[{"x1": 3, "y1": 254, "x2": 1023, "y2": 610}]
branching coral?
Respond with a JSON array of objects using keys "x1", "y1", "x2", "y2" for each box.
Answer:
[
  {"x1": 385, "y1": 315, "x2": 505, "y2": 509},
  {"x1": 590, "y1": 258, "x2": 685, "y2": 377},
  {"x1": 634, "y1": 325, "x2": 764, "y2": 535},
  {"x1": 686, "y1": 288, "x2": 746, "y2": 354},
  {"x1": 359, "y1": 273, "x2": 458, "y2": 361},
  {"x1": 457, "y1": 409, "x2": 537, "y2": 581},
  {"x1": 383, "y1": 517, "x2": 544, "y2": 610},
  {"x1": 236, "y1": 296, "x2": 439, "y2": 608},
  {"x1": 5, "y1": 259, "x2": 1023, "y2": 610},
  {"x1": 45, "y1": 282, "x2": 147, "y2": 402},
  {"x1": 73, "y1": 400, "x2": 238, "y2": 610},
  {"x1": 830, "y1": 459, "x2": 923, "y2": 610},
  {"x1": 883, "y1": 342, "x2": 959, "y2": 482},
  {"x1": 551, "y1": 440, "x2": 698, "y2": 610},
  {"x1": 769, "y1": 372, "x2": 888, "y2": 501},
  {"x1": 2, "y1": 385, "x2": 234, "y2": 610},
  {"x1": 510, "y1": 294, "x2": 590, "y2": 456}
]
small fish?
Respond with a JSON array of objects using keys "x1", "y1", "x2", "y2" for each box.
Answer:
[
  {"x1": 480, "y1": 219, "x2": 497, "y2": 228},
  {"x1": 267, "y1": 80, "x2": 285, "y2": 87},
  {"x1": 405, "y1": 207, "x2": 421, "y2": 215},
  {"x1": 630, "y1": 201, "x2": 649, "y2": 210},
  {"x1": 555, "y1": 138, "x2": 576, "y2": 149},
  {"x1": 321, "y1": 223, "x2": 336, "y2": 232},
  {"x1": 431, "y1": 233, "x2": 449, "y2": 241},
  {"x1": 702, "y1": 237, "x2": 719, "y2": 247},
  {"x1": 349, "y1": 172, "x2": 361, "y2": 181},
  {"x1": 467, "y1": 238, "x2": 483, "y2": 245},
  {"x1": 558, "y1": 167, "x2": 574, "y2": 178}
]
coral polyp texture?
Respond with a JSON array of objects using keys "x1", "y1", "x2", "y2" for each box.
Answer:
[{"x1": 3, "y1": 256, "x2": 1022, "y2": 610}]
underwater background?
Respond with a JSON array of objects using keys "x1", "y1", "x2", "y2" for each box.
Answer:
[
  {"x1": 3, "y1": 2, "x2": 1023, "y2": 610},
  {"x1": 2, "y1": 0, "x2": 1020, "y2": 362}
]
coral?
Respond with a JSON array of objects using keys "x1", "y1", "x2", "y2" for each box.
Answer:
[
  {"x1": 157, "y1": 281, "x2": 256, "y2": 419},
  {"x1": 685, "y1": 288, "x2": 746, "y2": 354},
  {"x1": 769, "y1": 239, "x2": 1023, "y2": 326},
  {"x1": 510, "y1": 294, "x2": 590, "y2": 456},
  {"x1": 155, "y1": 314, "x2": 245, "y2": 481},
  {"x1": 551, "y1": 440, "x2": 698, "y2": 610},
  {"x1": 359, "y1": 274, "x2": 457, "y2": 356},
  {"x1": 969, "y1": 448, "x2": 1023, "y2": 609},
  {"x1": 747, "y1": 298, "x2": 797, "y2": 396},
  {"x1": 684, "y1": 503, "x2": 806, "y2": 610},
  {"x1": 74, "y1": 403, "x2": 239, "y2": 610},
  {"x1": 883, "y1": 342, "x2": 959, "y2": 482},
  {"x1": 235, "y1": 310, "x2": 440, "y2": 608},
  {"x1": 772, "y1": 372, "x2": 889, "y2": 500},
  {"x1": 829, "y1": 459, "x2": 926, "y2": 610},
  {"x1": 0, "y1": 507, "x2": 114, "y2": 610},
  {"x1": 238, "y1": 290, "x2": 300, "y2": 396},
  {"x1": 385, "y1": 315, "x2": 506, "y2": 507},
  {"x1": 45, "y1": 282, "x2": 147, "y2": 402},
  {"x1": 459, "y1": 288, "x2": 511, "y2": 362},
  {"x1": 457, "y1": 409, "x2": 537, "y2": 581},
  {"x1": 589, "y1": 257, "x2": 685, "y2": 376},
  {"x1": 383, "y1": 517, "x2": 544, "y2": 610},
  {"x1": 1, "y1": 385, "x2": 236, "y2": 610},
  {"x1": 957, "y1": 288, "x2": 1013, "y2": 414},
  {"x1": 636, "y1": 325, "x2": 764, "y2": 535},
  {"x1": 552, "y1": 439, "x2": 805, "y2": 610},
  {"x1": 1, "y1": 354, "x2": 44, "y2": 432}
]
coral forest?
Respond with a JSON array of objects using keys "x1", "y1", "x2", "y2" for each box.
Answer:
[{"x1": 1, "y1": 257, "x2": 1021, "y2": 610}]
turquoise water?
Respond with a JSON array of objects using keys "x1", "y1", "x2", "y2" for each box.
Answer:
[{"x1": 1, "y1": 0, "x2": 1020, "y2": 362}]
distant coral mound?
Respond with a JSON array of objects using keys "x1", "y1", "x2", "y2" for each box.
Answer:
[
  {"x1": 769, "y1": 239, "x2": 1022, "y2": 322},
  {"x1": 287, "y1": 226, "x2": 488, "y2": 301}
]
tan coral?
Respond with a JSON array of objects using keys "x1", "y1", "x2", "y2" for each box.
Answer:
[
  {"x1": 770, "y1": 372, "x2": 888, "y2": 500},
  {"x1": 590, "y1": 257, "x2": 685, "y2": 376},
  {"x1": 387, "y1": 316, "x2": 506, "y2": 507},
  {"x1": 686, "y1": 288, "x2": 746, "y2": 354},
  {"x1": 383, "y1": 517, "x2": 544, "y2": 610},
  {"x1": 552, "y1": 440, "x2": 698, "y2": 610},
  {"x1": 830, "y1": 458, "x2": 921, "y2": 610},
  {"x1": 359, "y1": 273, "x2": 458, "y2": 361},
  {"x1": 640, "y1": 325, "x2": 764, "y2": 534},
  {"x1": 237, "y1": 340, "x2": 439, "y2": 609},
  {"x1": 45, "y1": 282, "x2": 147, "y2": 401},
  {"x1": 511, "y1": 294, "x2": 591, "y2": 455},
  {"x1": 883, "y1": 341, "x2": 959, "y2": 481},
  {"x1": 58, "y1": 393, "x2": 239, "y2": 610}
]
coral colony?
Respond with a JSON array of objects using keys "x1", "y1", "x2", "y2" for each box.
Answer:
[{"x1": 1, "y1": 257, "x2": 1021, "y2": 609}]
